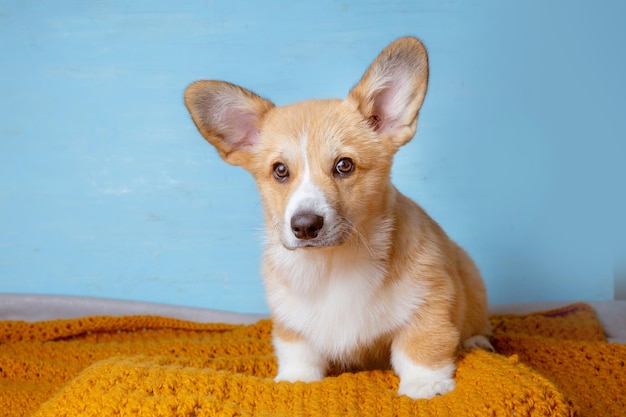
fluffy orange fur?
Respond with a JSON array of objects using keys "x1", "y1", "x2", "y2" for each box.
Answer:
[{"x1": 185, "y1": 36, "x2": 491, "y2": 399}]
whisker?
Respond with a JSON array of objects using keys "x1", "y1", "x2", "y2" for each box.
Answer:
[
  {"x1": 261, "y1": 222, "x2": 282, "y2": 246},
  {"x1": 341, "y1": 217, "x2": 377, "y2": 258}
]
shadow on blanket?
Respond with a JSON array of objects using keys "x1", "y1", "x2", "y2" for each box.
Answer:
[{"x1": 0, "y1": 303, "x2": 624, "y2": 417}]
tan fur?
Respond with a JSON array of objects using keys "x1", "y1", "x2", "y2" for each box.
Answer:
[
  {"x1": 388, "y1": 194, "x2": 490, "y2": 368},
  {"x1": 184, "y1": 36, "x2": 491, "y2": 399}
]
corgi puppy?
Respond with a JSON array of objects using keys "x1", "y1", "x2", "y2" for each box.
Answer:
[{"x1": 184, "y1": 36, "x2": 492, "y2": 400}]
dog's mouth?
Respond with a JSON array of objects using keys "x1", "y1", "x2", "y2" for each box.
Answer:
[
  {"x1": 281, "y1": 237, "x2": 344, "y2": 251},
  {"x1": 279, "y1": 225, "x2": 351, "y2": 251}
]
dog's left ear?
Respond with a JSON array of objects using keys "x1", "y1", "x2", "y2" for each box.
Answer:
[
  {"x1": 347, "y1": 36, "x2": 429, "y2": 148},
  {"x1": 184, "y1": 80, "x2": 275, "y2": 169}
]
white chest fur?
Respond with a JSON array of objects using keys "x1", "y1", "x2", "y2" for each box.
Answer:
[{"x1": 265, "y1": 245, "x2": 426, "y2": 364}]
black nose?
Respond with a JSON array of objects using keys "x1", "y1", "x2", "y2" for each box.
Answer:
[{"x1": 291, "y1": 212, "x2": 324, "y2": 240}]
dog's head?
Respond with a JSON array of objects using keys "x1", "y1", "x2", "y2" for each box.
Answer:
[{"x1": 185, "y1": 37, "x2": 428, "y2": 250}]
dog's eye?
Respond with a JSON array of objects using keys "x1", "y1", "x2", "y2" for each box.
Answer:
[
  {"x1": 334, "y1": 158, "x2": 354, "y2": 176},
  {"x1": 272, "y1": 162, "x2": 289, "y2": 182}
]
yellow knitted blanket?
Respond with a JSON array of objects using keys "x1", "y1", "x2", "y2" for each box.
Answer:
[{"x1": 1, "y1": 303, "x2": 624, "y2": 417}]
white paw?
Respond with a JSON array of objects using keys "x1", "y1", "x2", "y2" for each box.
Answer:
[
  {"x1": 275, "y1": 367, "x2": 324, "y2": 383},
  {"x1": 398, "y1": 376, "x2": 456, "y2": 399},
  {"x1": 392, "y1": 349, "x2": 457, "y2": 399},
  {"x1": 273, "y1": 336, "x2": 326, "y2": 383}
]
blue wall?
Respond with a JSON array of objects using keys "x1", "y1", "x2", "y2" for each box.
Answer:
[{"x1": 1, "y1": 1, "x2": 622, "y2": 313}]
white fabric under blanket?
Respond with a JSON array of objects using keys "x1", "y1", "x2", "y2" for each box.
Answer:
[{"x1": 1, "y1": 293, "x2": 624, "y2": 343}]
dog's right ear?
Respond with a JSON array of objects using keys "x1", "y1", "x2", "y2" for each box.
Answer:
[
  {"x1": 184, "y1": 80, "x2": 275, "y2": 168},
  {"x1": 347, "y1": 37, "x2": 429, "y2": 149}
]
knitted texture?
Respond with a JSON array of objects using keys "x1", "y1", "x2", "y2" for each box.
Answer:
[{"x1": 0, "y1": 303, "x2": 623, "y2": 417}]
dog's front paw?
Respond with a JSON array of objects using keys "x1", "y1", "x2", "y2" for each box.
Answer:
[
  {"x1": 273, "y1": 336, "x2": 326, "y2": 383},
  {"x1": 275, "y1": 367, "x2": 324, "y2": 383},
  {"x1": 398, "y1": 376, "x2": 456, "y2": 399},
  {"x1": 392, "y1": 350, "x2": 457, "y2": 399}
]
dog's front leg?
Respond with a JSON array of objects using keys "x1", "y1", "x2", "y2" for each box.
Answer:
[
  {"x1": 273, "y1": 324, "x2": 326, "y2": 383},
  {"x1": 391, "y1": 319, "x2": 460, "y2": 399}
]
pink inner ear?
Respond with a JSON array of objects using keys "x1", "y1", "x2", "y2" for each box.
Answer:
[
  {"x1": 372, "y1": 82, "x2": 401, "y2": 131},
  {"x1": 368, "y1": 68, "x2": 413, "y2": 134},
  {"x1": 367, "y1": 114, "x2": 381, "y2": 130},
  {"x1": 220, "y1": 106, "x2": 261, "y2": 151}
]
